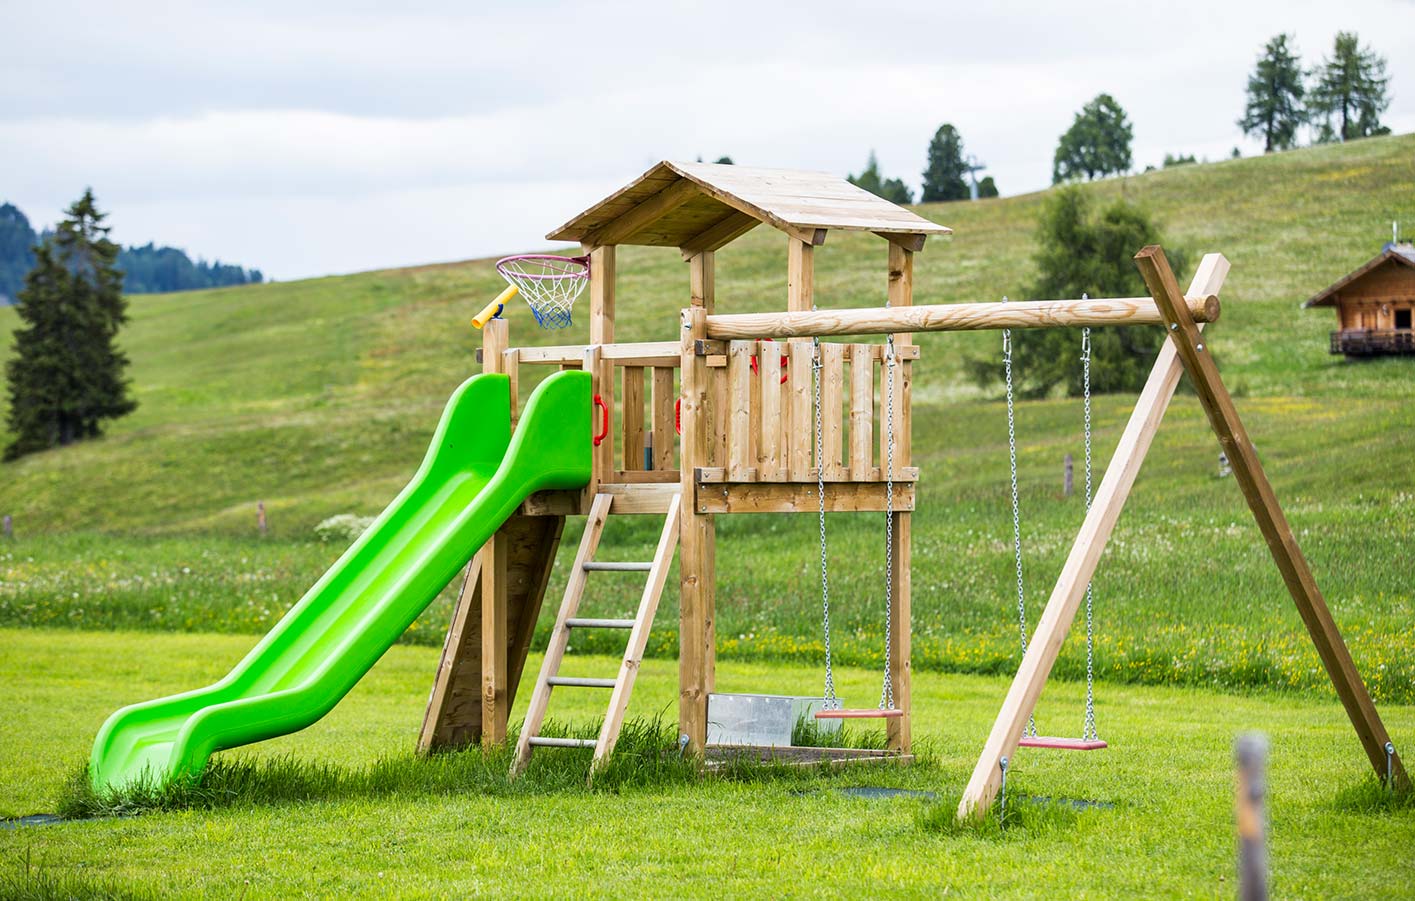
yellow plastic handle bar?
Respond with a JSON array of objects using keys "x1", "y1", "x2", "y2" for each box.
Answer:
[{"x1": 472, "y1": 284, "x2": 519, "y2": 329}]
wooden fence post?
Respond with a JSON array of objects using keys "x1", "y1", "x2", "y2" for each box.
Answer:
[
  {"x1": 1063, "y1": 454, "x2": 1074, "y2": 497},
  {"x1": 1236, "y1": 732, "x2": 1269, "y2": 901},
  {"x1": 256, "y1": 502, "x2": 266, "y2": 535},
  {"x1": 2, "y1": 514, "x2": 11, "y2": 539}
]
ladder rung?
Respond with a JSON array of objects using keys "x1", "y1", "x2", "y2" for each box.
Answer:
[
  {"x1": 566, "y1": 617, "x2": 637, "y2": 629},
  {"x1": 527, "y1": 737, "x2": 596, "y2": 749},
  {"x1": 548, "y1": 676, "x2": 618, "y2": 689},
  {"x1": 582, "y1": 561, "x2": 654, "y2": 572}
]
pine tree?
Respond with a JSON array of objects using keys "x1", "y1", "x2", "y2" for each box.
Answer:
[
  {"x1": 1309, "y1": 32, "x2": 1390, "y2": 142},
  {"x1": 969, "y1": 186, "x2": 1181, "y2": 397},
  {"x1": 1238, "y1": 34, "x2": 1307, "y2": 153},
  {"x1": 848, "y1": 152, "x2": 914, "y2": 205},
  {"x1": 920, "y1": 124, "x2": 970, "y2": 202},
  {"x1": 4, "y1": 189, "x2": 136, "y2": 460},
  {"x1": 1052, "y1": 94, "x2": 1133, "y2": 183},
  {"x1": 977, "y1": 176, "x2": 999, "y2": 199}
]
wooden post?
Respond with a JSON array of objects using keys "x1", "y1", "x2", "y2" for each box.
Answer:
[
  {"x1": 1, "y1": 514, "x2": 11, "y2": 539},
  {"x1": 957, "y1": 253, "x2": 1232, "y2": 821},
  {"x1": 589, "y1": 246, "x2": 615, "y2": 344},
  {"x1": 1236, "y1": 732, "x2": 1269, "y2": 901},
  {"x1": 787, "y1": 238, "x2": 814, "y2": 337},
  {"x1": 679, "y1": 306, "x2": 715, "y2": 752},
  {"x1": 478, "y1": 318, "x2": 511, "y2": 745},
  {"x1": 1063, "y1": 454, "x2": 1074, "y2": 497},
  {"x1": 256, "y1": 502, "x2": 266, "y2": 535},
  {"x1": 886, "y1": 242, "x2": 913, "y2": 752},
  {"x1": 1136, "y1": 244, "x2": 1408, "y2": 794},
  {"x1": 689, "y1": 251, "x2": 715, "y2": 313}
]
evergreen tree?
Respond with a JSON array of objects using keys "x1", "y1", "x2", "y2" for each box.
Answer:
[
  {"x1": 1238, "y1": 34, "x2": 1307, "y2": 153},
  {"x1": 969, "y1": 186, "x2": 1182, "y2": 397},
  {"x1": 920, "y1": 124, "x2": 970, "y2": 202},
  {"x1": 1052, "y1": 94, "x2": 1133, "y2": 183},
  {"x1": 977, "y1": 176, "x2": 999, "y2": 198},
  {"x1": 848, "y1": 151, "x2": 914, "y2": 204},
  {"x1": 4, "y1": 190, "x2": 137, "y2": 460},
  {"x1": 0, "y1": 203, "x2": 37, "y2": 304},
  {"x1": 1309, "y1": 32, "x2": 1390, "y2": 142}
]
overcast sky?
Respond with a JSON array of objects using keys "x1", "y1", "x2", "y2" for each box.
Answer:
[{"x1": 4, "y1": 0, "x2": 1413, "y2": 280}]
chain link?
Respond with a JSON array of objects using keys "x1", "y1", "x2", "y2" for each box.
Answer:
[
  {"x1": 1002, "y1": 301, "x2": 1035, "y2": 737},
  {"x1": 813, "y1": 336, "x2": 839, "y2": 709},
  {"x1": 880, "y1": 336, "x2": 896, "y2": 711},
  {"x1": 1081, "y1": 322, "x2": 1099, "y2": 742}
]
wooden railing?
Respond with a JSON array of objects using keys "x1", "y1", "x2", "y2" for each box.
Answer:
[{"x1": 1331, "y1": 328, "x2": 1415, "y2": 356}]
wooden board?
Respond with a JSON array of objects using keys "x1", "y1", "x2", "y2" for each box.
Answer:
[{"x1": 694, "y1": 481, "x2": 915, "y2": 514}]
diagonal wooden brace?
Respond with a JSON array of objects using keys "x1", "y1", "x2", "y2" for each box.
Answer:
[{"x1": 1135, "y1": 244, "x2": 1407, "y2": 794}]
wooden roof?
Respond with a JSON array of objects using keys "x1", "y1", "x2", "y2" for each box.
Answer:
[
  {"x1": 546, "y1": 161, "x2": 952, "y2": 253},
  {"x1": 1304, "y1": 244, "x2": 1415, "y2": 307}
]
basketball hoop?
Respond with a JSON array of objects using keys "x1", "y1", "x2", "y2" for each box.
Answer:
[{"x1": 495, "y1": 254, "x2": 590, "y2": 329}]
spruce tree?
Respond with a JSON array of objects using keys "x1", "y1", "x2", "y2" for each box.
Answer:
[
  {"x1": 1238, "y1": 34, "x2": 1307, "y2": 152},
  {"x1": 1309, "y1": 32, "x2": 1390, "y2": 142},
  {"x1": 848, "y1": 152, "x2": 914, "y2": 204},
  {"x1": 4, "y1": 189, "x2": 136, "y2": 460},
  {"x1": 920, "y1": 124, "x2": 970, "y2": 202}
]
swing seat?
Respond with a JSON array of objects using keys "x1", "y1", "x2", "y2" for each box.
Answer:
[
  {"x1": 1017, "y1": 736, "x2": 1108, "y2": 751},
  {"x1": 814, "y1": 708, "x2": 905, "y2": 720}
]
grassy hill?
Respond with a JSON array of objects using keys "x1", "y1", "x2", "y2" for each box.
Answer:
[{"x1": 1, "y1": 134, "x2": 1412, "y2": 702}]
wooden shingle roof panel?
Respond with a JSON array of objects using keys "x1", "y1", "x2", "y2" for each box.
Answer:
[{"x1": 546, "y1": 160, "x2": 952, "y2": 248}]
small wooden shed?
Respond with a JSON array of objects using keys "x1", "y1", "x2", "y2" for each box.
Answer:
[{"x1": 1304, "y1": 243, "x2": 1415, "y2": 357}]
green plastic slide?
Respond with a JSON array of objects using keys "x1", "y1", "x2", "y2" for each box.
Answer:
[{"x1": 90, "y1": 370, "x2": 591, "y2": 792}]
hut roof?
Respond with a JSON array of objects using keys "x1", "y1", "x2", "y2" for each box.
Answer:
[
  {"x1": 547, "y1": 161, "x2": 952, "y2": 254},
  {"x1": 1303, "y1": 244, "x2": 1415, "y2": 308}
]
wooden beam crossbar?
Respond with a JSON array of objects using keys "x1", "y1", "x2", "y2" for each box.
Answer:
[{"x1": 704, "y1": 294, "x2": 1220, "y2": 340}]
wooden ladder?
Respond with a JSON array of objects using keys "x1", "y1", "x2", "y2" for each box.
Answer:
[{"x1": 511, "y1": 490, "x2": 681, "y2": 777}]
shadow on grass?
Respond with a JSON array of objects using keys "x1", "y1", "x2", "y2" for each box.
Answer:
[
  {"x1": 1332, "y1": 776, "x2": 1415, "y2": 814},
  {"x1": 59, "y1": 716, "x2": 928, "y2": 820},
  {"x1": 916, "y1": 784, "x2": 1092, "y2": 842}
]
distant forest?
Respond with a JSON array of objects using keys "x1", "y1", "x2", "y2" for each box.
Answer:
[{"x1": 0, "y1": 202, "x2": 262, "y2": 303}]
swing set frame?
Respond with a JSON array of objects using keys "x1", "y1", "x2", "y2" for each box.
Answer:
[{"x1": 419, "y1": 162, "x2": 1405, "y2": 823}]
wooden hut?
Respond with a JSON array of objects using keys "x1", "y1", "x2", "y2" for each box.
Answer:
[{"x1": 1304, "y1": 243, "x2": 1415, "y2": 357}]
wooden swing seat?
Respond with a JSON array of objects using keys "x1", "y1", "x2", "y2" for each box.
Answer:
[
  {"x1": 814, "y1": 708, "x2": 905, "y2": 720},
  {"x1": 1016, "y1": 736, "x2": 1107, "y2": 751}
]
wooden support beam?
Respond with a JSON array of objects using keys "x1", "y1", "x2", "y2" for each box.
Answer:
[
  {"x1": 689, "y1": 251, "x2": 715, "y2": 312},
  {"x1": 876, "y1": 231, "x2": 928, "y2": 253},
  {"x1": 585, "y1": 177, "x2": 699, "y2": 246},
  {"x1": 957, "y1": 252, "x2": 1231, "y2": 821},
  {"x1": 679, "y1": 306, "x2": 716, "y2": 752},
  {"x1": 589, "y1": 246, "x2": 615, "y2": 345},
  {"x1": 680, "y1": 211, "x2": 760, "y2": 258},
  {"x1": 787, "y1": 238, "x2": 814, "y2": 329},
  {"x1": 511, "y1": 341, "x2": 680, "y2": 367},
  {"x1": 693, "y1": 480, "x2": 915, "y2": 514},
  {"x1": 705, "y1": 293, "x2": 1220, "y2": 340},
  {"x1": 1135, "y1": 244, "x2": 1409, "y2": 795}
]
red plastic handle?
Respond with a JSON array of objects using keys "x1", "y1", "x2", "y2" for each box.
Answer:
[
  {"x1": 675, "y1": 398, "x2": 682, "y2": 435},
  {"x1": 749, "y1": 338, "x2": 790, "y2": 384},
  {"x1": 593, "y1": 394, "x2": 609, "y2": 446}
]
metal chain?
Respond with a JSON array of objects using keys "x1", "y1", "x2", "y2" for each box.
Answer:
[
  {"x1": 1081, "y1": 323, "x2": 1099, "y2": 742},
  {"x1": 1002, "y1": 302, "x2": 1035, "y2": 737},
  {"x1": 880, "y1": 336, "x2": 896, "y2": 711},
  {"x1": 814, "y1": 336, "x2": 839, "y2": 709}
]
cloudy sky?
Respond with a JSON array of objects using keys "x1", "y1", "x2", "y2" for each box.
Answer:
[{"x1": 4, "y1": 0, "x2": 1413, "y2": 280}]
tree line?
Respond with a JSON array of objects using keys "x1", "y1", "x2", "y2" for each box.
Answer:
[{"x1": 0, "y1": 200, "x2": 262, "y2": 304}]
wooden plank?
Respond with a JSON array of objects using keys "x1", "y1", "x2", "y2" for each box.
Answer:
[
  {"x1": 515, "y1": 341, "x2": 679, "y2": 366},
  {"x1": 849, "y1": 344, "x2": 873, "y2": 478},
  {"x1": 593, "y1": 492, "x2": 683, "y2": 771},
  {"x1": 1135, "y1": 245, "x2": 1408, "y2": 794},
  {"x1": 694, "y1": 466, "x2": 919, "y2": 484},
  {"x1": 622, "y1": 366, "x2": 645, "y2": 472},
  {"x1": 610, "y1": 470, "x2": 680, "y2": 484},
  {"x1": 503, "y1": 517, "x2": 565, "y2": 717},
  {"x1": 589, "y1": 245, "x2": 615, "y2": 345},
  {"x1": 727, "y1": 341, "x2": 753, "y2": 480},
  {"x1": 651, "y1": 367, "x2": 675, "y2": 471},
  {"x1": 680, "y1": 211, "x2": 761, "y2": 257},
  {"x1": 418, "y1": 554, "x2": 483, "y2": 751},
  {"x1": 584, "y1": 177, "x2": 699, "y2": 246},
  {"x1": 511, "y1": 494, "x2": 613, "y2": 775},
  {"x1": 679, "y1": 307, "x2": 716, "y2": 751},
  {"x1": 522, "y1": 482, "x2": 680, "y2": 516},
  {"x1": 504, "y1": 349, "x2": 520, "y2": 429},
  {"x1": 957, "y1": 253, "x2": 1231, "y2": 821},
  {"x1": 704, "y1": 293, "x2": 1221, "y2": 340},
  {"x1": 788, "y1": 342, "x2": 813, "y2": 479},
  {"x1": 758, "y1": 348, "x2": 783, "y2": 480},
  {"x1": 821, "y1": 342, "x2": 845, "y2": 479},
  {"x1": 695, "y1": 481, "x2": 915, "y2": 514}
]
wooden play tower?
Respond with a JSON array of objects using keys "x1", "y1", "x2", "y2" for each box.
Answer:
[{"x1": 417, "y1": 161, "x2": 1407, "y2": 819}]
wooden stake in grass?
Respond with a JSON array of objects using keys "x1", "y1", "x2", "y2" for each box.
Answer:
[
  {"x1": 1236, "y1": 733, "x2": 1269, "y2": 901},
  {"x1": 256, "y1": 502, "x2": 266, "y2": 535}
]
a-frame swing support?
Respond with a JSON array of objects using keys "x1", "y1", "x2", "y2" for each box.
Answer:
[{"x1": 956, "y1": 247, "x2": 1408, "y2": 822}]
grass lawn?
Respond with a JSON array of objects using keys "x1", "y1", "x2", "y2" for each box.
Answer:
[{"x1": 2, "y1": 628, "x2": 1412, "y2": 898}]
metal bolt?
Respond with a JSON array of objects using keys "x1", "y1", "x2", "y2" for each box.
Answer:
[
  {"x1": 1170, "y1": 322, "x2": 1178, "y2": 330},
  {"x1": 1197, "y1": 343, "x2": 1205, "y2": 351}
]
